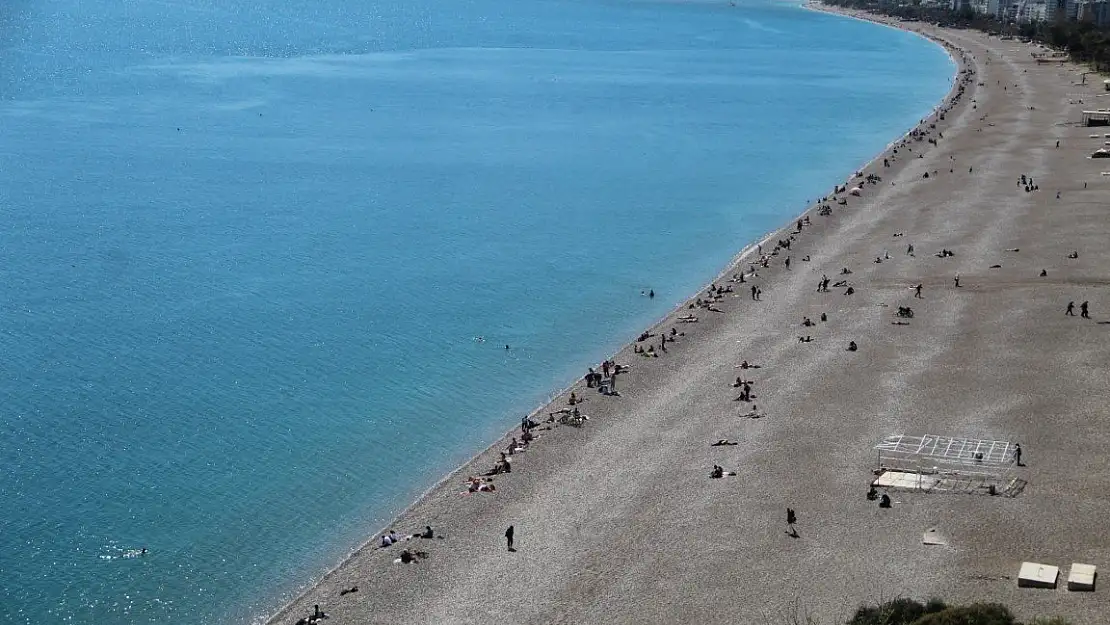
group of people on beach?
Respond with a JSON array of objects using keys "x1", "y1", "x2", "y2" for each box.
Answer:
[{"x1": 301, "y1": 41, "x2": 1083, "y2": 621}]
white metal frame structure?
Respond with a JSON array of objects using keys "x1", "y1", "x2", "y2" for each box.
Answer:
[{"x1": 873, "y1": 434, "x2": 1017, "y2": 494}]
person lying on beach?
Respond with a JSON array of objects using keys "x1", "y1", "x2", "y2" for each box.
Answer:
[
  {"x1": 739, "y1": 407, "x2": 765, "y2": 419},
  {"x1": 738, "y1": 360, "x2": 760, "y2": 369},
  {"x1": 399, "y1": 549, "x2": 430, "y2": 564},
  {"x1": 711, "y1": 440, "x2": 738, "y2": 446},
  {"x1": 731, "y1": 377, "x2": 753, "y2": 387},
  {"x1": 678, "y1": 314, "x2": 698, "y2": 323},
  {"x1": 709, "y1": 465, "x2": 736, "y2": 478},
  {"x1": 340, "y1": 586, "x2": 359, "y2": 596},
  {"x1": 466, "y1": 477, "x2": 496, "y2": 493},
  {"x1": 799, "y1": 336, "x2": 813, "y2": 343},
  {"x1": 1068, "y1": 251, "x2": 1079, "y2": 259}
]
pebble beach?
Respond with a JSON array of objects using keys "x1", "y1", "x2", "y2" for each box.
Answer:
[{"x1": 268, "y1": 8, "x2": 1110, "y2": 624}]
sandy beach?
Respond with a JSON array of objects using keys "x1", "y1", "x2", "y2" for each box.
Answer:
[{"x1": 268, "y1": 8, "x2": 1110, "y2": 625}]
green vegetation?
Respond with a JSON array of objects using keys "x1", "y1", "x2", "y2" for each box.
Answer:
[
  {"x1": 822, "y1": 0, "x2": 1110, "y2": 72},
  {"x1": 835, "y1": 598, "x2": 1070, "y2": 625}
]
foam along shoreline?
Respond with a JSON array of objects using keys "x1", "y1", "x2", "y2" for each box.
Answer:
[{"x1": 267, "y1": 10, "x2": 1110, "y2": 625}]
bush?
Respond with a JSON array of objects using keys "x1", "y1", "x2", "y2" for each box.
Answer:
[
  {"x1": 848, "y1": 598, "x2": 947, "y2": 625},
  {"x1": 909, "y1": 603, "x2": 1014, "y2": 625}
]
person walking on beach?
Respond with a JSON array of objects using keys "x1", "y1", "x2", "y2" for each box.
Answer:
[
  {"x1": 1067, "y1": 301, "x2": 1076, "y2": 316},
  {"x1": 786, "y1": 508, "x2": 798, "y2": 538},
  {"x1": 954, "y1": 274, "x2": 961, "y2": 288},
  {"x1": 1081, "y1": 301, "x2": 1090, "y2": 319},
  {"x1": 505, "y1": 525, "x2": 515, "y2": 552},
  {"x1": 914, "y1": 284, "x2": 923, "y2": 299},
  {"x1": 784, "y1": 256, "x2": 791, "y2": 270},
  {"x1": 1012, "y1": 443, "x2": 1023, "y2": 466},
  {"x1": 751, "y1": 285, "x2": 758, "y2": 301}
]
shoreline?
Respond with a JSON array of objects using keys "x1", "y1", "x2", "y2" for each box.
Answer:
[
  {"x1": 267, "y1": 8, "x2": 1110, "y2": 620},
  {"x1": 261, "y1": 7, "x2": 969, "y2": 624}
]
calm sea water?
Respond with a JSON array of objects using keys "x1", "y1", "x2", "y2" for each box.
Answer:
[{"x1": 0, "y1": 0, "x2": 952, "y2": 622}]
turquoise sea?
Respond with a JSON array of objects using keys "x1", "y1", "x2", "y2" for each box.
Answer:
[{"x1": 0, "y1": 0, "x2": 953, "y2": 622}]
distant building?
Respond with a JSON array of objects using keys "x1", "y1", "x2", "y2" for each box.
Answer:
[
  {"x1": 1078, "y1": 0, "x2": 1110, "y2": 25},
  {"x1": 1045, "y1": 0, "x2": 1066, "y2": 20}
]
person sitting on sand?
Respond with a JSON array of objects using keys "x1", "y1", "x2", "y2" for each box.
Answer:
[
  {"x1": 1068, "y1": 251, "x2": 1079, "y2": 259},
  {"x1": 802, "y1": 317, "x2": 813, "y2": 327},
  {"x1": 879, "y1": 494, "x2": 892, "y2": 508},
  {"x1": 421, "y1": 526, "x2": 434, "y2": 539},
  {"x1": 381, "y1": 533, "x2": 394, "y2": 548},
  {"x1": 711, "y1": 440, "x2": 738, "y2": 446},
  {"x1": 841, "y1": 267, "x2": 852, "y2": 275},
  {"x1": 848, "y1": 341, "x2": 858, "y2": 352}
]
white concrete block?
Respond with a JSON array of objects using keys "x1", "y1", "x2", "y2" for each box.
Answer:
[
  {"x1": 1067, "y1": 563, "x2": 1097, "y2": 591},
  {"x1": 1018, "y1": 562, "x2": 1059, "y2": 589}
]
